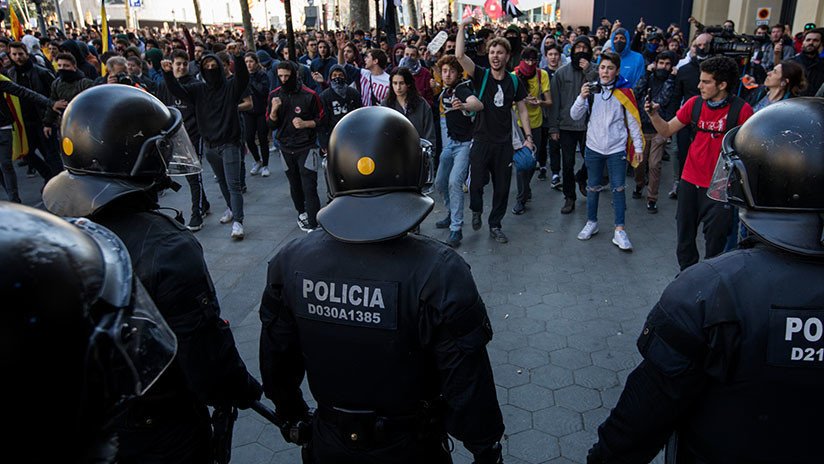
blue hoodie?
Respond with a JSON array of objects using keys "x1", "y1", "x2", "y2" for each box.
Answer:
[{"x1": 608, "y1": 28, "x2": 645, "y2": 88}]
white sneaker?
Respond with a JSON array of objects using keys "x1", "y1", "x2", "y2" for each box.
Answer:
[
  {"x1": 577, "y1": 221, "x2": 599, "y2": 240},
  {"x1": 231, "y1": 221, "x2": 245, "y2": 240},
  {"x1": 250, "y1": 162, "x2": 261, "y2": 176},
  {"x1": 260, "y1": 166, "x2": 270, "y2": 177},
  {"x1": 297, "y1": 213, "x2": 311, "y2": 232},
  {"x1": 219, "y1": 209, "x2": 233, "y2": 224},
  {"x1": 612, "y1": 229, "x2": 633, "y2": 251}
]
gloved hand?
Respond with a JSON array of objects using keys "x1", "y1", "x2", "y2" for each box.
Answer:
[
  {"x1": 234, "y1": 375, "x2": 263, "y2": 410},
  {"x1": 277, "y1": 411, "x2": 313, "y2": 446},
  {"x1": 472, "y1": 442, "x2": 503, "y2": 464}
]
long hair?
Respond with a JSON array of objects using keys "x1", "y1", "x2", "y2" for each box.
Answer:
[
  {"x1": 777, "y1": 60, "x2": 808, "y2": 96},
  {"x1": 386, "y1": 66, "x2": 421, "y2": 113}
]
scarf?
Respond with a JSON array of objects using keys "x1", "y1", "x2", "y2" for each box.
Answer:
[{"x1": 515, "y1": 61, "x2": 537, "y2": 79}]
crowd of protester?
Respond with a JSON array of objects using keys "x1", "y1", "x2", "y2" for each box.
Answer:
[{"x1": 0, "y1": 13, "x2": 822, "y2": 265}]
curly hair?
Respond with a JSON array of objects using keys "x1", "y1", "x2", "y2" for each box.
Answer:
[{"x1": 699, "y1": 55, "x2": 739, "y2": 92}]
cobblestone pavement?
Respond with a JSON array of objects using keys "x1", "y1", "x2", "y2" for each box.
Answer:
[{"x1": 18, "y1": 150, "x2": 680, "y2": 463}]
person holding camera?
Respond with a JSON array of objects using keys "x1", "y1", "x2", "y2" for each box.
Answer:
[
  {"x1": 570, "y1": 51, "x2": 644, "y2": 251},
  {"x1": 645, "y1": 55, "x2": 753, "y2": 270},
  {"x1": 632, "y1": 51, "x2": 678, "y2": 213}
]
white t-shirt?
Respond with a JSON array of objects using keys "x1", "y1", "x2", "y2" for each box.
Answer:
[{"x1": 354, "y1": 68, "x2": 390, "y2": 107}]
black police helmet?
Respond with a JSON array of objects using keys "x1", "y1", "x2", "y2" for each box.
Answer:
[
  {"x1": 43, "y1": 85, "x2": 200, "y2": 217},
  {"x1": 319, "y1": 107, "x2": 434, "y2": 243},
  {"x1": 1, "y1": 202, "x2": 177, "y2": 460},
  {"x1": 708, "y1": 98, "x2": 824, "y2": 256}
]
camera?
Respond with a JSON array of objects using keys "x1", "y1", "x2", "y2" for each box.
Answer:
[
  {"x1": 587, "y1": 82, "x2": 603, "y2": 94},
  {"x1": 705, "y1": 26, "x2": 769, "y2": 57},
  {"x1": 115, "y1": 72, "x2": 134, "y2": 86}
]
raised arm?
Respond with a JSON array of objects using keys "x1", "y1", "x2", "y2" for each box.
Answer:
[{"x1": 455, "y1": 20, "x2": 476, "y2": 77}]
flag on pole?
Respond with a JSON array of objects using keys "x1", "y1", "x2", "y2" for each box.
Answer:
[
  {"x1": 501, "y1": 0, "x2": 523, "y2": 18},
  {"x1": 382, "y1": 0, "x2": 399, "y2": 47},
  {"x1": 0, "y1": 74, "x2": 29, "y2": 160},
  {"x1": 101, "y1": 0, "x2": 112, "y2": 75},
  {"x1": 9, "y1": 6, "x2": 23, "y2": 41}
]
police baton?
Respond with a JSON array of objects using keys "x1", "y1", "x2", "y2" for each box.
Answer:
[
  {"x1": 250, "y1": 400, "x2": 287, "y2": 429},
  {"x1": 251, "y1": 401, "x2": 313, "y2": 448}
]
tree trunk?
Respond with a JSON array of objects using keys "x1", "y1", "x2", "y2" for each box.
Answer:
[
  {"x1": 239, "y1": 0, "x2": 256, "y2": 52},
  {"x1": 349, "y1": 0, "x2": 369, "y2": 31},
  {"x1": 192, "y1": 0, "x2": 203, "y2": 32},
  {"x1": 405, "y1": 0, "x2": 418, "y2": 29}
]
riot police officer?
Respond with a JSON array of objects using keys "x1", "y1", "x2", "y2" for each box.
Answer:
[
  {"x1": 1, "y1": 202, "x2": 178, "y2": 463},
  {"x1": 587, "y1": 97, "x2": 824, "y2": 463},
  {"x1": 41, "y1": 85, "x2": 262, "y2": 463},
  {"x1": 259, "y1": 107, "x2": 505, "y2": 463}
]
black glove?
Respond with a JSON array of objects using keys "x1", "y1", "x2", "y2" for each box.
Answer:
[
  {"x1": 234, "y1": 375, "x2": 263, "y2": 410},
  {"x1": 278, "y1": 411, "x2": 313, "y2": 446},
  {"x1": 472, "y1": 442, "x2": 503, "y2": 464}
]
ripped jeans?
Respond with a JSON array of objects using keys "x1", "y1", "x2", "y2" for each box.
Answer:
[{"x1": 584, "y1": 148, "x2": 627, "y2": 227}]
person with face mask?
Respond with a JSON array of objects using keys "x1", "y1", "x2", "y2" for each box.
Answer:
[
  {"x1": 318, "y1": 64, "x2": 362, "y2": 152},
  {"x1": 161, "y1": 52, "x2": 250, "y2": 240},
  {"x1": 605, "y1": 27, "x2": 646, "y2": 88},
  {"x1": 632, "y1": 51, "x2": 678, "y2": 214},
  {"x1": 505, "y1": 25, "x2": 524, "y2": 71},
  {"x1": 548, "y1": 35, "x2": 598, "y2": 214},
  {"x1": 267, "y1": 60, "x2": 325, "y2": 233}
]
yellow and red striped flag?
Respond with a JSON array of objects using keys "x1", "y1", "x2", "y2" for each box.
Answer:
[{"x1": 9, "y1": 6, "x2": 23, "y2": 41}]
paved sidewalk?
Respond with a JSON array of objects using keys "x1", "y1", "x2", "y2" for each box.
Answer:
[{"x1": 17, "y1": 150, "x2": 679, "y2": 463}]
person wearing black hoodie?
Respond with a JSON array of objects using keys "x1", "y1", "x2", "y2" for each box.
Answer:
[
  {"x1": 58, "y1": 40, "x2": 98, "y2": 80},
  {"x1": 161, "y1": 52, "x2": 249, "y2": 241},
  {"x1": 318, "y1": 64, "x2": 361, "y2": 151},
  {"x1": 156, "y1": 49, "x2": 211, "y2": 232},
  {"x1": 266, "y1": 60, "x2": 324, "y2": 232}
]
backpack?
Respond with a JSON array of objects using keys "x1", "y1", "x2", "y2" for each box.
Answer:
[
  {"x1": 689, "y1": 96, "x2": 745, "y2": 141},
  {"x1": 469, "y1": 68, "x2": 519, "y2": 119}
]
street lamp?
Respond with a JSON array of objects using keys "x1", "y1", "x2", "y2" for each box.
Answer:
[{"x1": 171, "y1": 9, "x2": 177, "y2": 29}]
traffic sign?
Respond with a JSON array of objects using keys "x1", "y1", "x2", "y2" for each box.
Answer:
[
  {"x1": 756, "y1": 7, "x2": 771, "y2": 22},
  {"x1": 129, "y1": 0, "x2": 142, "y2": 7}
]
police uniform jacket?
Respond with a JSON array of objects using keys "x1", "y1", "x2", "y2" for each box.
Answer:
[
  {"x1": 589, "y1": 242, "x2": 824, "y2": 463},
  {"x1": 93, "y1": 200, "x2": 261, "y2": 424},
  {"x1": 259, "y1": 230, "x2": 505, "y2": 455}
]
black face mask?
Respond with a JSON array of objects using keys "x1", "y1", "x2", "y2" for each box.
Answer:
[
  {"x1": 695, "y1": 47, "x2": 710, "y2": 62},
  {"x1": 58, "y1": 69, "x2": 80, "y2": 82},
  {"x1": 506, "y1": 35, "x2": 521, "y2": 50},
  {"x1": 571, "y1": 51, "x2": 592, "y2": 70},
  {"x1": 202, "y1": 67, "x2": 222, "y2": 87},
  {"x1": 613, "y1": 40, "x2": 627, "y2": 53},
  {"x1": 654, "y1": 69, "x2": 670, "y2": 80}
]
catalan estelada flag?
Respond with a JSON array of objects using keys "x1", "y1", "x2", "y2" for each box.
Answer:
[
  {"x1": 612, "y1": 84, "x2": 645, "y2": 168},
  {"x1": 0, "y1": 74, "x2": 29, "y2": 160},
  {"x1": 100, "y1": 0, "x2": 112, "y2": 74},
  {"x1": 9, "y1": 6, "x2": 23, "y2": 41}
]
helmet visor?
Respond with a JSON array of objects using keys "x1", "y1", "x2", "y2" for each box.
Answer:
[
  {"x1": 158, "y1": 124, "x2": 202, "y2": 176},
  {"x1": 707, "y1": 150, "x2": 733, "y2": 203},
  {"x1": 91, "y1": 280, "x2": 177, "y2": 398}
]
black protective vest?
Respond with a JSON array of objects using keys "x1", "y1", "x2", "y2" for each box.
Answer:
[
  {"x1": 641, "y1": 244, "x2": 824, "y2": 463},
  {"x1": 275, "y1": 231, "x2": 479, "y2": 414}
]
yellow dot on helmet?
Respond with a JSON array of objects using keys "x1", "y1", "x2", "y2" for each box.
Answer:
[
  {"x1": 357, "y1": 157, "x2": 375, "y2": 175},
  {"x1": 62, "y1": 137, "x2": 74, "y2": 156}
]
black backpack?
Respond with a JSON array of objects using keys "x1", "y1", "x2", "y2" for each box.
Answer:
[{"x1": 689, "y1": 96, "x2": 746, "y2": 141}]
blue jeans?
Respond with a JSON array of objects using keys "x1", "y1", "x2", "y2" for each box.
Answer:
[
  {"x1": 205, "y1": 142, "x2": 244, "y2": 223},
  {"x1": 435, "y1": 138, "x2": 471, "y2": 231},
  {"x1": 584, "y1": 148, "x2": 627, "y2": 227}
]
